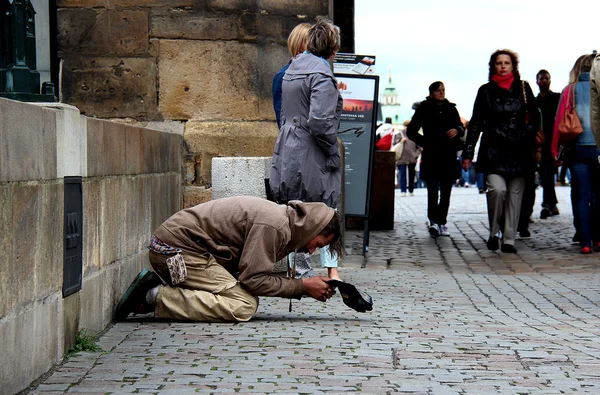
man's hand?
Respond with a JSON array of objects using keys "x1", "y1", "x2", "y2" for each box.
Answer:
[
  {"x1": 554, "y1": 157, "x2": 563, "y2": 167},
  {"x1": 462, "y1": 158, "x2": 472, "y2": 172},
  {"x1": 446, "y1": 128, "x2": 458, "y2": 138},
  {"x1": 302, "y1": 276, "x2": 335, "y2": 302}
]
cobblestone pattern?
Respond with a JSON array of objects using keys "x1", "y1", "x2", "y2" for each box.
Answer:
[{"x1": 30, "y1": 187, "x2": 600, "y2": 394}]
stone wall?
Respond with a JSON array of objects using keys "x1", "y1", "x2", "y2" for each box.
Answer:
[
  {"x1": 0, "y1": 98, "x2": 182, "y2": 394},
  {"x1": 56, "y1": 0, "x2": 332, "y2": 207}
]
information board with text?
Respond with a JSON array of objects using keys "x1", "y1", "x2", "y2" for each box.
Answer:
[{"x1": 336, "y1": 74, "x2": 379, "y2": 217}]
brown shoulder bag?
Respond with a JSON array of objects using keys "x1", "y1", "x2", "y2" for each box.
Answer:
[{"x1": 557, "y1": 84, "x2": 583, "y2": 144}]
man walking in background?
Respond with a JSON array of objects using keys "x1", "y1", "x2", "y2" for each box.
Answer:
[{"x1": 536, "y1": 69, "x2": 561, "y2": 219}]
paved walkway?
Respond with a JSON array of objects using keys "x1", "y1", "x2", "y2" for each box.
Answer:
[{"x1": 31, "y1": 186, "x2": 600, "y2": 394}]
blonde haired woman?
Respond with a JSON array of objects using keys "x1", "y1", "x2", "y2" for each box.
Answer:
[
  {"x1": 551, "y1": 54, "x2": 599, "y2": 254},
  {"x1": 270, "y1": 17, "x2": 343, "y2": 279},
  {"x1": 272, "y1": 23, "x2": 311, "y2": 128}
]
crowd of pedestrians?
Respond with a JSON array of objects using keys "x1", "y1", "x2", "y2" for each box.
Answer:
[
  {"x1": 403, "y1": 50, "x2": 599, "y2": 255},
  {"x1": 271, "y1": 23, "x2": 600, "y2": 264}
]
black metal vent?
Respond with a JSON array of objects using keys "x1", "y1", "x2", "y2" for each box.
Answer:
[{"x1": 63, "y1": 176, "x2": 82, "y2": 297}]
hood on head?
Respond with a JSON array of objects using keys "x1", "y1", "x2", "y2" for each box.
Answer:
[{"x1": 286, "y1": 200, "x2": 334, "y2": 252}]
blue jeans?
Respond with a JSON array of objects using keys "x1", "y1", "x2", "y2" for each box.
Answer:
[
  {"x1": 476, "y1": 172, "x2": 485, "y2": 190},
  {"x1": 569, "y1": 145, "x2": 600, "y2": 247},
  {"x1": 461, "y1": 167, "x2": 470, "y2": 185},
  {"x1": 472, "y1": 161, "x2": 485, "y2": 190},
  {"x1": 398, "y1": 164, "x2": 416, "y2": 193}
]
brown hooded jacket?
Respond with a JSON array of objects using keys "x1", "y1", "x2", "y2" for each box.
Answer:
[{"x1": 153, "y1": 196, "x2": 334, "y2": 299}]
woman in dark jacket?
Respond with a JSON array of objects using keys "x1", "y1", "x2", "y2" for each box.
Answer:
[
  {"x1": 407, "y1": 81, "x2": 465, "y2": 238},
  {"x1": 462, "y1": 49, "x2": 540, "y2": 253},
  {"x1": 270, "y1": 17, "x2": 342, "y2": 280}
]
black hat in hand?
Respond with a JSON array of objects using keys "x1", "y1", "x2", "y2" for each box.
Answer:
[{"x1": 326, "y1": 279, "x2": 373, "y2": 313}]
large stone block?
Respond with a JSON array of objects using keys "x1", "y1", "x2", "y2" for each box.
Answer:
[
  {"x1": 212, "y1": 157, "x2": 270, "y2": 199},
  {"x1": 0, "y1": 295, "x2": 61, "y2": 395},
  {"x1": 150, "y1": 173, "x2": 181, "y2": 228},
  {"x1": 185, "y1": 121, "x2": 278, "y2": 156},
  {"x1": 120, "y1": 177, "x2": 145, "y2": 257},
  {"x1": 183, "y1": 185, "x2": 212, "y2": 208},
  {"x1": 12, "y1": 185, "x2": 39, "y2": 309},
  {"x1": 61, "y1": 57, "x2": 158, "y2": 119},
  {"x1": 150, "y1": 9, "x2": 239, "y2": 40},
  {"x1": 86, "y1": 118, "x2": 127, "y2": 176},
  {"x1": 0, "y1": 185, "x2": 12, "y2": 318},
  {"x1": 254, "y1": 14, "x2": 311, "y2": 43},
  {"x1": 258, "y1": 0, "x2": 328, "y2": 16},
  {"x1": 124, "y1": 125, "x2": 143, "y2": 175},
  {"x1": 204, "y1": 0, "x2": 257, "y2": 12},
  {"x1": 36, "y1": 182, "x2": 64, "y2": 299},
  {"x1": 35, "y1": 103, "x2": 88, "y2": 178},
  {"x1": 107, "y1": 119, "x2": 184, "y2": 136},
  {"x1": 57, "y1": 0, "x2": 192, "y2": 7},
  {"x1": 0, "y1": 98, "x2": 57, "y2": 182},
  {"x1": 83, "y1": 179, "x2": 101, "y2": 275},
  {"x1": 58, "y1": 9, "x2": 149, "y2": 55},
  {"x1": 79, "y1": 265, "x2": 116, "y2": 332},
  {"x1": 99, "y1": 178, "x2": 120, "y2": 268},
  {"x1": 158, "y1": 40, "x2": 273, "y2": 120},
  {"x1": 184, "y1": 121, "x2": 278, "y2": 185},
  {"x1": 140, "y1": 128, "x2": 163, "y2": 174},
  {"x1": 257, "y1": 42, "x2": 289, "y2": 103}
]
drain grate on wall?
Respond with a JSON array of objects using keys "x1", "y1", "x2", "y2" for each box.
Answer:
[{"x1": 63, "y1": 176, "x2": 83, "y2": 297}]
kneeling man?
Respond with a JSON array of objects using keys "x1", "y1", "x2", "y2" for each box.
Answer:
[{"x1": 115, "y1": 196, "x2": 342, "y2": 322}]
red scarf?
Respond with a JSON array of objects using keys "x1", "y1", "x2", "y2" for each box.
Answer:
[{"x1": 491, "y1": 72, "x2": 514, "y2": 90}]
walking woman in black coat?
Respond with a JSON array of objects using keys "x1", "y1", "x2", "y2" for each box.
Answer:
[
  {"x1": 462, "y1": 49, "x2": 539, "y2": 253},
  {"x1": 407, "y1": 81, "x2": 465, "y2": 238}
]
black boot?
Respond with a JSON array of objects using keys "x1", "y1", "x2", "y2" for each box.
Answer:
[{"x1": 486, "y1": 236, "x2": 499, "y2": 251}]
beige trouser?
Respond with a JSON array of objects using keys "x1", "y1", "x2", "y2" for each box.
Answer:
[
  {"x1": 486, "y1": 174, "x2": 525, "y2": 246},
  {"x1": 149, "y1": 251, "x2": 259, "y2": 322}
]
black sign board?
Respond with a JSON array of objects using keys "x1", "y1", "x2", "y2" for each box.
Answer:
[{"x1": 335, "y1": 74, "x2": 379, "y2": 255}]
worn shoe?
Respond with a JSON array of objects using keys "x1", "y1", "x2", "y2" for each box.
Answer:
[
  {"x1": 550, "y1": 206, "x2": 560, "y2": 216},
  {"x1": 540, "y1": 207, "x2": 551, "y2": 219},
  {"x1": 479, "y1": 188, "x2": 485, "y2": 194},
  {"x1": 581, "y1": 246, "x2": 592, "y2": 254},
  {"x1": 409, "y1": 192, "x2": 414, "y2": 196},
  {"x1": 501, "y1": 244, "x2": 517, "y2": 254},
  {"x1": 486, "y1": 236, "x2": 499, "y2": 251},
  {"x1": 572, "y1": 232, "x2": 580, "y2": 244},
  {"x1": 114, "y1": 269, "x2": 164, "y2": 322},
  {"x1": 401, "y1": 192, "x2": 407, "y2": 197},
  {"x1": 594, "y1": 242, "x2": 600, "y2": 252},
  {"x1": 519, "y1": 229, "x2": 531, "y2": 238},
  {"x1": 428, "y1": 223, "x2": 440, "y2": 237},
  {"x1": 439, "y1": 225, "x2": 450, "y2": 237}
]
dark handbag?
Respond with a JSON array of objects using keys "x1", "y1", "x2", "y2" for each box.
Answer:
[
  {"x1": 522, "y1": 81, "x2": 545, "y2": 147},
  {"x1": 557, "y1": 84, "x2": 583, "y2": 144}
]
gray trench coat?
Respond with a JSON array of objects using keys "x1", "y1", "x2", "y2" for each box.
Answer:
[{"x1": 269, "y1": 53, "x2": 343, "y2": 208}]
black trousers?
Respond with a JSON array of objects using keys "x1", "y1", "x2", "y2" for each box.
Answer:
[
  {"x1": 539, "y1": 156, "x2": 558, "y2": 208},
  {"x1": 426, "y1": 178, "x2": 453, "y2": 225}
]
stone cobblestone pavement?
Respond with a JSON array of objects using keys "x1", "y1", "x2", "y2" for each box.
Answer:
[{"x1": 30, "y1": 186, "x2": 600, "y2": 394}]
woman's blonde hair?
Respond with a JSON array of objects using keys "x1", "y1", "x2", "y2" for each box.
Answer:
[
  {"x1": 307, "y1": 16, "x2": 341, "y2": 59},
  {"x1": 569, "y1": 55, "x2": 588, "y2": 84},
  {"x1": 288, "y1": 23, "x2": 311, "y2": 58}
]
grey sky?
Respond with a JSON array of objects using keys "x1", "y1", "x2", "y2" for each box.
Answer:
[{"x1": 355, "y1": 0, "x2": 598, "y2": 121}]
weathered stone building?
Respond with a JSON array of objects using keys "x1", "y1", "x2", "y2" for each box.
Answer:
[{"x1": 56, "y1": 0, "x2": 355, "y2": 206}]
